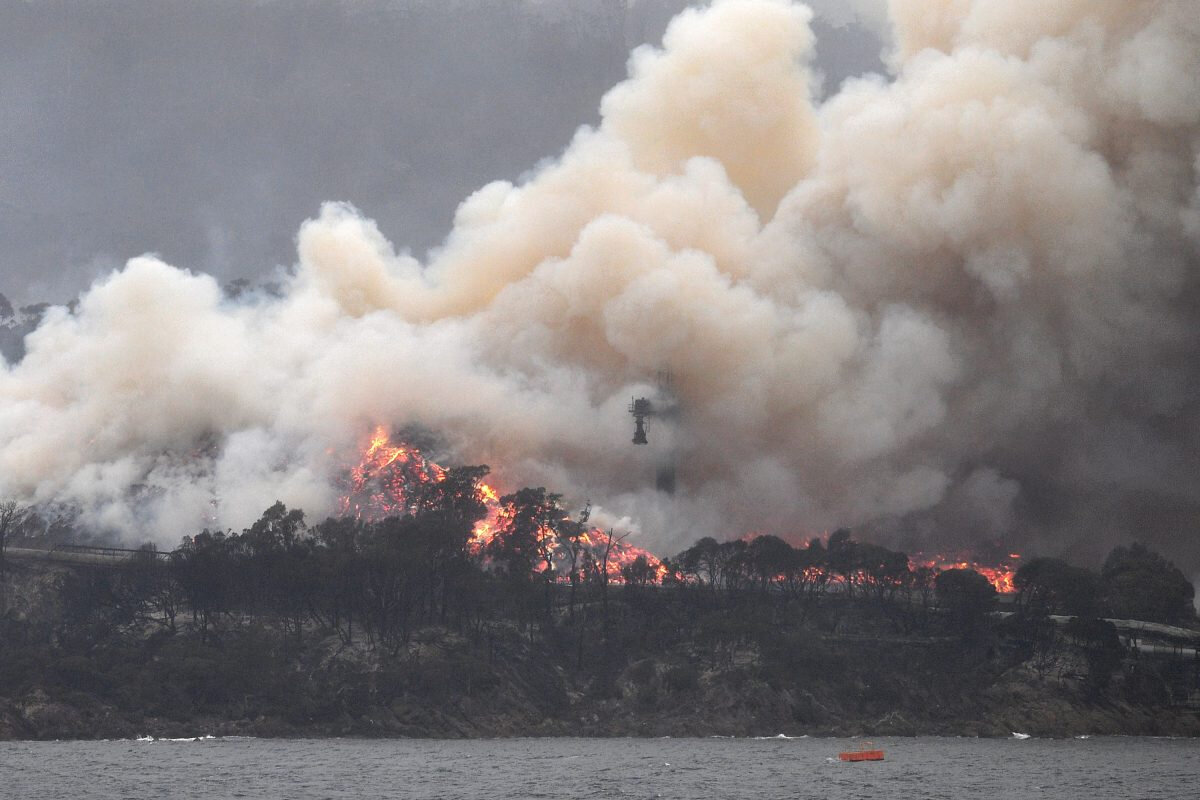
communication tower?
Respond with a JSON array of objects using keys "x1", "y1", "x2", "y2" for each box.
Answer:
[
  {"x1": 629, "y1": 397, "x2": 652, "y2": 445},
  {"x1": 627, "y1": 371, "x2": 678, "y2": 493}
]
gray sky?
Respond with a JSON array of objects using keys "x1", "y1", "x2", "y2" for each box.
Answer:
[{"x1": 0, "y1": 0, "x2": 885, "y2": 305}]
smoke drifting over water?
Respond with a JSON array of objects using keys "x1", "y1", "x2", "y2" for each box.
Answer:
[{"x1": 2, "y1": 0, "x2": 1198, "y2": 565}]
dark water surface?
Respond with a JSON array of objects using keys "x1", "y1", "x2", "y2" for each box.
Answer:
[{"x1": 2, "y1": 736, "x2": 1197, "y2": 799}]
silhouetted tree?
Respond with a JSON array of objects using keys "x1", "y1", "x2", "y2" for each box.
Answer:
[
  {"x1": 779, "y1": 538, "x2": 828, "y2": 619},
  {"x1": 1065, "y1": 616, "x2": 1124, "y2": 693},
  {"x1": 621, "y1": 554, "x2": 656, "y2": 589},
  {"x1": 0, "y1": 500, "x2": 27, "y2": 578},
  {"x1": 902, "y1": 565, "x2": 937, "y2": 633},
  {"x1": 745, "y1": 535, "x2": 793, "y2": 596},
  {"x1": 826, "y1": 529, "x2": 859, "y2": 597},
  {"x1": 675, "y1": 537, "x2": 723, "y2": 592},
  {"x1": 716, "y1": 539, "x2": 751, "y2": 594},
  {"x1": 116, "y1": 544, "x2": 177, "y2": 629},
  {"x1": 489, "y1": 488, "x2": 561, "y2": 578},
  {"x1": 489, "y1": 487, "x2": 564, "y2": 628},
  {"x1": 402, "y1": 465, "x2": 493, "y2": 627},
  {"x1": 170, "y1": 530, "x2": 236, "y2": 638},
  {"x1": 858, "y1": 543, "x2": 911, "y2": 608},
  {"x1": 1014, "y1": 557, "x2": 1101, "y2": 619},
  {"x1": 935, "y1": 568, "x2": 996, "y2": 639},
  {"x1": 1102, "y1": 543, "x2": 1195, "y2": 625},
  {"x1": 555, "y1": 503, "x2": 592, "y2": 623},
  {"x1": 355, "y1": 516, "x2": 428, "y2": 653},
  {"x1": 591, "y1": 528, "x2": 628, "y2": 633},
  {"x1": 242, "y1": 503, "x2": 313, "y2": 643}
]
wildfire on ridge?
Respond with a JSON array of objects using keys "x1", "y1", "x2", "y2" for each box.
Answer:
[
  {"x1": 340, "y1": 428, "x2": 1016, "y2": 592},
  {"x1": 338, "y1": 426, "x2": 664, "y2": 581}
]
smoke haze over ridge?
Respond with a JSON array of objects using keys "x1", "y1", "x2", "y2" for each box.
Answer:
[{"x1": 2, "y1": 0, "x2": 1198, "y2": 568}]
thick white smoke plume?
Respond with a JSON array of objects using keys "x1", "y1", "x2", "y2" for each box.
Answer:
[{"x1": 2, "y1": 0, "x2": 1199, "y2": 565}]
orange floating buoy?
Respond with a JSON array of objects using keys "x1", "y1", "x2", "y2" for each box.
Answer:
[{"x1": 838, "y1": 742, "x2": 885, "y2": 762}]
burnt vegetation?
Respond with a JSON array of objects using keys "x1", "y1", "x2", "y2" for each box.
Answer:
[{"x1": 0, "y1": 473, "x2": 1197, "y2": 739}]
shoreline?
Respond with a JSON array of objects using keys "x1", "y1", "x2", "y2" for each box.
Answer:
[{"x1": 4, "y1": 701, "x2": 1198, "y2": 742}]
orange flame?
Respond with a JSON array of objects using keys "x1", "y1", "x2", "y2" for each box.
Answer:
[{"x1": 339, "y1": 426, "x2": 664, "y2": 582}]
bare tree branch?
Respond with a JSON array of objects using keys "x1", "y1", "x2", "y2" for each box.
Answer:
[{"x1": 0, "y1": 500, "x2": 28, "y2": 577}]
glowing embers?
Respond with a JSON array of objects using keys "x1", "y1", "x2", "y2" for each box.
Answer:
[
  {"x1": 911, "y1": 552, "x2": 1020, "y2": 594},
  {"x1": 477, "y1": 513, "x2": 667, "y2": 583},
  {"x1": 573, "y1": 526, "x2": 669, "y2": 583}
]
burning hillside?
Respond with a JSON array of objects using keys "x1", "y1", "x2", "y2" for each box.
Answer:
[
  {"x1": 337, "y1": 428, "x2": 1020, "y2": 594},
  {"x1": 339, "y1": 426, "x2": 664, "y2": 582}
]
